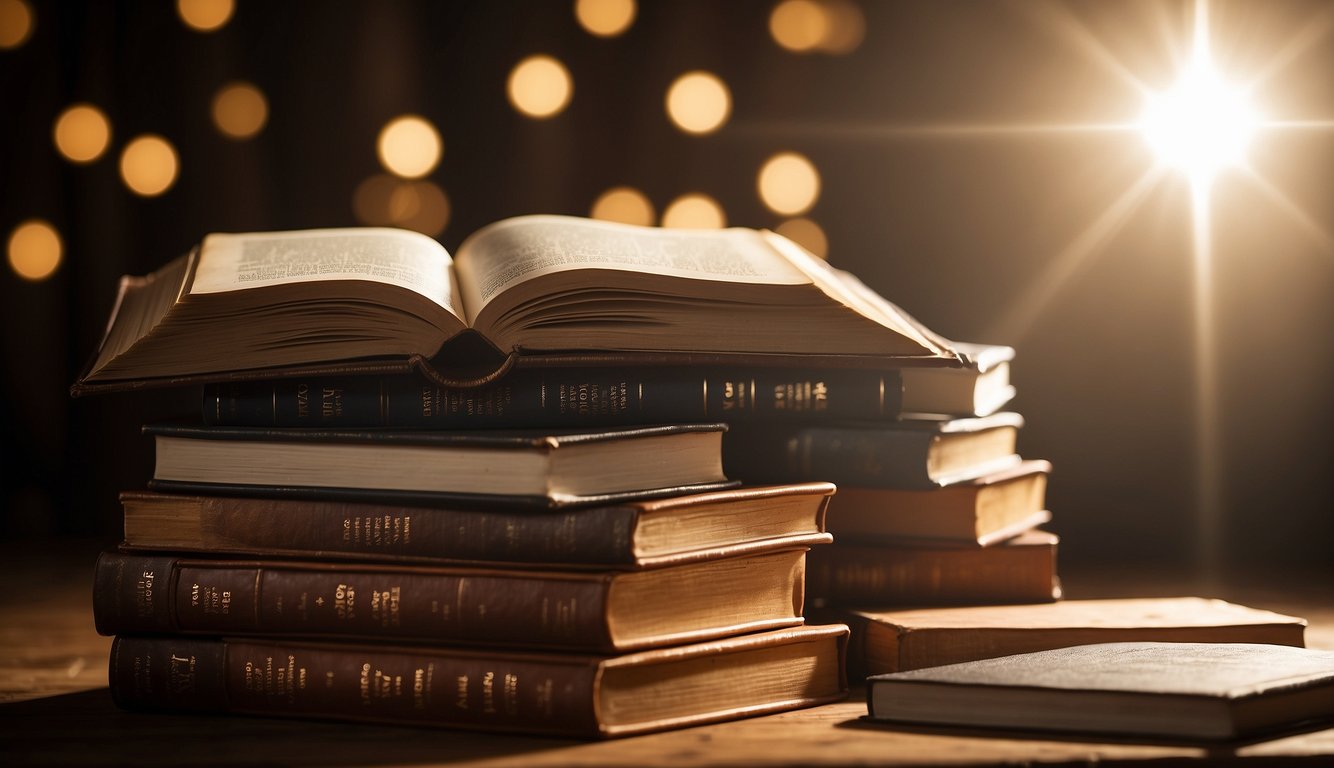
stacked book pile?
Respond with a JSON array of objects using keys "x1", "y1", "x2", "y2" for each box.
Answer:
[{"x1": 89, "y1": 392, "x2": 860, "y2": 737}]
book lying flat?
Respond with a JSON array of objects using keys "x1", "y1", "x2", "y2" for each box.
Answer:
[
  {"x1": 110, "y1": 624, "x2": 850, "y2": 738},
  {"x1": 899, "y1": 341, "x2": 1016, "y2": 418},
  {"x1": 867, "y1": 642, "x2": 1334, "y2": 741},
  {"x1": 723, "y1": 413, "x2": 1024, "y2": 489},
  {"x1": 853, "y1": 597, "x2": 1307, "y2": 674},
  {"x1": 94, "y1": 547, "x2": 812, "y2": 652},
  {"x1": 807, "y1": 530, "x2": 1060, "y2": 606},
  {"x1": 200, "y1": 366, "x2": 909, "y2": 429},
  {"x1": 118, "y1": 483, "x2": 834, "y2": 569},
  {"x1": 71, "y1": 216, "x2": 956, "y2": 395},
  {"x1": 145, "y1": 422, "x2": 731, "y2": 508},
  {"x1": 825, "y1": 460, "x2": 1051, "y2": 545}
]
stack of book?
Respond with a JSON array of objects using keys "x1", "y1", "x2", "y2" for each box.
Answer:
[
  {"x1": 723, "y1": 341, "x2": 1061, "y2": 612},
  {"x1": 91, "y1": 422, "x2": 851, "y2": 737},
  {"x1": 76, "y1": 216, "x2": 993, "y2": 738}
]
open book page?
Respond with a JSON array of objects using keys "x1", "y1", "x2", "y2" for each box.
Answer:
[
  {"x1": 454, "y1": 216, "x2": 812, "y2": 324},
  {"x1": 762, "y1": 232, "x2": 955, "y2": 359},
  {"x1": 189, "y1": 228, "x2": 462, "y2": 316}
]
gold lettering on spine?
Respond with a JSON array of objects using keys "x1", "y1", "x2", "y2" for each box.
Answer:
[
  {"x1": 879, "y1": 375, "x2": 885, "y2": 416},
  {"x1": 135, "y1": 569, "x2": 155, "y2": 618},
  {"x1": 482, "y1": 671, "x2": 496, "y2": 714},
  {"x1": 455, "y1": 674, "x2": 469, "y2": 709},
  {"x1": 295, "y1": 383, "x2": 309, "y2": 419},
  {"x1": 504, "y1": 673, "x2": 519, "y2": 714}
]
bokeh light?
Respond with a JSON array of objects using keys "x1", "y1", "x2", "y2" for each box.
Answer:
[
  {"x1": 590, "y1": 186, "x2": 655, "y2": 226},
  {"x1": 377, "y1": 115, "x2": 443, "y2": 179},
  {"x1": 119, "y1": 135, "x2": 179, "y2": 197},
  {"x1": 661, "y1": 193, "x2": 726, "y2": 229},
  {"x1": 7, "y1": 219, "x2": 62, "y2": 282},
  {"x1": 354, "y1": 174, "x2": 451, "y2": 237},
  {"x1": 665, "y1": 71, "x2": 732, "y2": 135},
  {"x1": 176, "y1": 0, "x2": 234, "y2": 32},
  {"x1": 758, "y1": 152, "x2": 821, "y2": 215},
  {"x1": 775, "y1": 217, "x2": 829, "y2": 259},
  {"x1": 52, "y1": 104, "x2": 111, "y2": 164},
  {"x1": 770, "y1": 0, "x2": 828, "y2": 53},
  {"x1": 507, "y1": 55, "x2": 574, "y2": 119},
  {"x1": 212, "y1": 81, "x2": 268, "y2": 140},
  {"x1": 769, "y1": 0, "x2": 864, "y2": 55},
  {"x1": 575, "y1": 0, "x2": 636, "y2": 38},
  {"x1": 0, "y1": 0, "x2": 34, "y2": 49}
]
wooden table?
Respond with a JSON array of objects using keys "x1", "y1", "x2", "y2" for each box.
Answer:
[{"x1": 4, "y1": 542, "x2": 1333, "y2": 766}]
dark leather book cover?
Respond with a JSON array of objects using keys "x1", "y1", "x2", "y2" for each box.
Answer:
[
  {"x1": 118, "y1": 483, "x2": 833, "y2": 567},
  {"x1": 93, "y1": 548, "x2": 810, "y2": 652},
  {"x1": 109, "y1": 624, "x2": 851, "y2": 738}
]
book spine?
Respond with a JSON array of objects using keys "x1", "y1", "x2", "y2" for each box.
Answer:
[
  {"x1": 95, "y1": 553, "x2": 616, "y2": 650},
  {"x1": 724, "y1": 428, "x2": 935, "y2": 488},
  {"x1": 109, "y1": 635, "x2": 601, "y2": 736},
  {"x1": 201, "y1": 368, "x2": 903, "y2": 428},
  {"x1": 135, "y1": 495, "x2": 638, "y2": 565},
  {"x1": 805, "y1": 544, "x2": 1058, "y2": 605}
]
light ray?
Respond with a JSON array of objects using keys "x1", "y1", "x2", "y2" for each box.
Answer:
[
  {"x1": 1189, "y1": 177, "x2": 1222, "y2": 588},
  {"x1": 1244, "y1": 6, "x2": 1334, "y2": 92},
  {"x1": 989, "y1": 165, "x2": 1167, "y2": 343},
  {"x1": 1009, "y1": 0, "x2": 1150, "y2": 96},
  {"x1": 1260, "y1": 119, "x2": 1334, "y2": 131},
  {"x1": 731, "y1": 120, "x2": 1140, "y2": 140},
  {"x1": 1240, "y1": 166, "x2": 1334, "y2": 257}
]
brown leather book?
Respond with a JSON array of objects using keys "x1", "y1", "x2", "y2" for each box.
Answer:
[
  {"x1": 94, "y1": 547, "x2": 812, "y2": 652},
  {"x1": 109, "y1": 624, "x2": 850, "y2": 738},
  {"x1": 70, "y1": 217, "x2": 957, "y2": 395},
  {"x1": 806, "y1": 530, "x2": 1060, "y2": 606},
  {"x1": 118, "y1": 483, "x2": 833, "y2": 568},
  {"x1": 851, "y1": 598, "x2": 1307, "y2": 675}
]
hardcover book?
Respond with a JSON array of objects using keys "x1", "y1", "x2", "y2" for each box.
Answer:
[
  {"x1": 109, "y1": 624, "x2": 850, "y2": 738},
  {"x1": 94, "y1": 547, "x2": 812, "y2": 652},
  {"x1": 866, "y1": 642, "x2": 1334, "y2": 741},
  {"x1": 71, "y1": 216, "x2": 957, "y2": 394},
  {"x1": 144, "y1": 422, "x2": 731, "y2": 508},
  {"x1": 200, "y1": 366, "x2": 907, "y2": 429},
  {"x1": 118, "y1": 483, "x2": 834, "y2": 569},
  {"x1": 807, "y1": 530, "x2": 1060, "y2": 606},
  {"x1": 852, "y1": 597, "x2": 1307, "y2": 674},
  {"x1": 723, "y1": 412, "x2": 1024, "y2": 489},
  {"x1": 824, "y1": 460, "x2": 1051, "y2": 545},
  {"x1": 899, "y1": 341, "x2": 1015, "y2": 418}
]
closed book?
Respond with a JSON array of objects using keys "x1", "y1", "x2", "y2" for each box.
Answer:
[
  {"x1": 899, "y1": 341, "x2": 1015, "y2": 418},
  {"x1": 94, "y1": 548, "x2": 810, "y2": 652},
  {"x1": 118, "y1": 483, "x2": 834, "y2": 569},
  {"x1": 202, "y1": 367, "x2": 905, "y2": 429},
  {"x1": 109, "y1": 624, "x2": 850, "y2": 738},
  {"x1": 867, "y1": 642, "x2": 1334, "y2": 741},
  {"x1": 807, "y1": 530, "x2": 1060, "y2": 606},
  {"x1": 145, "y1": 422, "x2": 730, "y2": 508},
  {"x1": 825, "y1": 460, "x2": 1051, "y2": 545},
  {"x1": 852, "y1": 597, "x2": 1307, "y2": 675},
  {"x1": 723, "y1": 413, "x2": 1023, "y2": 489}
]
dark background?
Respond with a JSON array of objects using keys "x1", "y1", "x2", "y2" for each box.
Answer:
[{"x1": 3, "y1": 1, "x2": 1331, "y2": 575}]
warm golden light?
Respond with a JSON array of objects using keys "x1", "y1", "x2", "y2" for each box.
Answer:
[
  {"x1": 377, "y1": 115, "x2": 443, "y2": 179},
  {"x1": 758, "y1": 152, "x2": 821, "y2": 215},
  {"x1": 176, "y1": 0, "x2": 233, "y2": 32},
  {"x1": 212, "y1": 81, "x2": 268, "y2": 139},
  {"x1": 818, "y1": 0, "x2": 866, "y2": 54},
  {"x1": 770, "y1": 0, "x2": 828, "y2": 53},
  {"x1": 0, "y1": 0, "x2": 34, "y2": 49},
  {"x1": 507, "y1": 55, "x2": 574, "y2": 119},
  {"x1": 575, "y1": 0, "x2": 636, "y2": 38},
  {"x1": 7, "y1": 219, "x2": 62, "y2": 282},
  {"x1": 590, "y1": 186, "x2": 655, "y2": 226},
  {"x1": 775, "y1": 218, "x2": 828, "y2": 259},
  {"x1": 661, "y1": 194, "x2": 726, "y2": 229},
  {"x1": 53, "y1": 104, "x2": 111, "y2": 164},
  {"x1": 665, "y1": 72, "x2": 732, "y2": 135},
  {"x1": 1139, "y1": 40, "x2": 1258, "y2": 184},
  {"x1": 119, "y1": 135, "x2": 179, "y2": 197},
  {"x1": 354, "y1": 174, "x2": 451, "y2": 236}
]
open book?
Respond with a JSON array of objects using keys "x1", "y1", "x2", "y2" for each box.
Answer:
[{"x1": 72, "y1": 215, "x2": 956, "y2": 393}]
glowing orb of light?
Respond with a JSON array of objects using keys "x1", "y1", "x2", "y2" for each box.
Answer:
[{"x1": 1139, "y1": 59, "x2": 1259, "y2": 183}]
